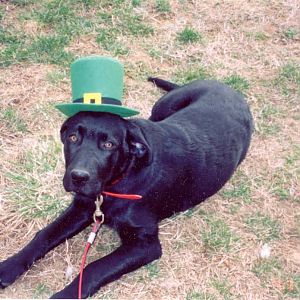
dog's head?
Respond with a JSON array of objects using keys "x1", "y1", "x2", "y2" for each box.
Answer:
[{"x1": 60, "y1": 112, "x2": 151, "y2": 197}]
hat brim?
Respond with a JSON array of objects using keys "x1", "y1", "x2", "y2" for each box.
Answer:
[{"x1": 55, "y1": 103, "x2": 139, "y2": 118}]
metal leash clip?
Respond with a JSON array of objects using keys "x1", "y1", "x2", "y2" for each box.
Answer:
[
  {"x1": 80, "y1": 195, "x2": 105, "y2": 299},
  {"x1": 93, "y1": 195, "x2": 104, "y2": 224}
]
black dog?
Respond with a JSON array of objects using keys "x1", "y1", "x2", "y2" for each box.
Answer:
[{"x1": 0, "y1": 78, "x2": 253, "y2": 298}]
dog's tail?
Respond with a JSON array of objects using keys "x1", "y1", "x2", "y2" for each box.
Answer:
[{"x1": 148, "y1": 77, "x2": 180, "y2": 92}]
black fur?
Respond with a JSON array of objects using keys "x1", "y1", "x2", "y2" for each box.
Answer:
[{"x1": 0, "y1": 79, "x2": 253, "y2": 298}]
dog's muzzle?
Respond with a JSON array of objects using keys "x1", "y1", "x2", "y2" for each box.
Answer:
[{"x1": 71, "y1": 169, "x2": 90, "y2": 187}]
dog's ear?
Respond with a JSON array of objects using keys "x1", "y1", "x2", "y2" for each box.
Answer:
[
  {"x1": 127, "y1": 123, "x2": 153, "y2": 166},
  {"x1": 60, "y1": 119, "x2": 69, "y2": 143}
]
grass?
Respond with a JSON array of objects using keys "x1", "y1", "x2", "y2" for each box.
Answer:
[
  {"x1": 1, "y1": 0, "x2": 153, "y2": 65},
  {"x1": 279, "y1": 63, "x2": 300, "y2": 84},
  {"x1": 34, "y1": 1, "x2": 76, "y2": 26},
  {"x1": 173, "y1": 65, "x2": 212, "y2": 84},
  {"x1": 0, "y1": 0, "x2": 299, "y2": 299},
  {"x1": 245, "y1": 213, "x2": 281, "y2": 242},
  {"x1": 96, "y1": 28, "x2": 129, "y2": 56},
  {"x1": 266, "y1": 145, "x2": 299, "y2": 202},
  {"x1": 252, "y1": 259, "x2": 300, "y2": 298},
  {"x1": 0, "y1": 107, "x2": 28, "y2": 133},
  {"x1": 0, "y1": 26, "x2": 28, "y2": 67},
  {"x1": 0, "y1": 1, "x2": 78, "y2": 66},
  {"x1": 246, "y1": 31, "x2": 269, "y2": 41},
  {"x1": 256, "y1": 103, "x2": 282, "y2": 136},
  {"x1": 201, "y1": 214, "x2": 239, "y2": 253},
  {"x1": 33, "y1": 282, "x2": 51, "y2": 299},
  {"x1": 282, "y1": 28, "x2": 298, "y2": 40},
  {"x1": 132, "y1": 0, "x2": 141, "y2": 7},
  {"x1": 285, "y1": 145, "x2": 300, "y2": 167},
  {"x1": 174, "y1": 68, "x2": 250, "y2": 95},
  {"x1": 96, "y1": 5, "x2": 153, "y2": 55},
  {"x1": 186, "y1": 291, "x2": 217, "y2": 300},
  {"x1": 223, "y1": 182, "x2": 251, "y2": 201},
  {"x1": 155, "y1": 0, "x2": 172, "y2": 13},
  {"x1": 30, "y1": 0, "x2": 95, "y2": 38},
  {"x1": 223, "y1": 75, "x2": 250, "y2": 94},
  {"x1": 284, "y1": 275, "x2": 300, "y2": 298},
  {"x1": 221, "y1": 171, "x2": 252, "y2": 205},
  {"x1": 46, "y1": 69, "x2": 68, "y2": 85},
  {"x1": 274, "y1": 62, "x2": 300, "y2": 98},
  {"x1": 0, "y1": 32, "x2": 73, "y2": 67},
  {"x1": 296, "y1": 215, "x2": 300, "y2": 234},
  {"x1": 10, "y1": 0, "x2": 34, "y2": 6},
  {"x1": 177, "y1": 27, "x2": 202, "y2": 44},
  {"x1": 252, "y1": 257, "x2": 282, "y2": 280},
  {"x1": 211, "y1": 278, "x2": 233, "y2": 300},
  {"x1": 97, "y1": 7, "x2": 153, "y2": 37},
  {"x1": 0, "y1": 26, "x2": 22, "y2": 45},
  {"x1": 145, "y1": 261, "x2": 160, "y2": 279},
  {"x1": 270, "y1": 167, "x2": 292, "y2": 201},
  {"x1": 30, "y1": 35, "x2": 74, "y2": 65},
  {"x1": 5, "y1": 137, "x2": 67, "y2": 220}
]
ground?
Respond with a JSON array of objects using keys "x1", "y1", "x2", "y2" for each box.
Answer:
[{"x1": 0, "y1": 0, "x2": 299, "y2": 299}]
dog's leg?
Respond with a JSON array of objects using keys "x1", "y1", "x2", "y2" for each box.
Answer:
[
  {"x1": 0, "y1": 196, "x2": 94, "y2": 289},
  {"x1": 51, "y1": 221, "x2": 162, "y2": 299}
]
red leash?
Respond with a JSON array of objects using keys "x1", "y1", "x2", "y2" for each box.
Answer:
[
  {"x1": 78, "y1": 191, "x2": 142, "y2": 299},
  {"x1": 78, "y1": 219, "x2": 102, "y2": 299}
]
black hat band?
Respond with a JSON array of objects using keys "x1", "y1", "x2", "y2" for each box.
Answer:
[{"x1": 73, "y1": 97, "x2": 122, "y2": 105}]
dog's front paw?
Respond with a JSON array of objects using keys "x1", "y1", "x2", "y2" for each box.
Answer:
[
  {"x1": 50, "y1": 276, "x2": 92, "y2": 299},
  {"x1": 0, "y1": 258, "x2": 26, "y2": 289},
  {"x1": 50, "y1": 291, "x2": 67, "y2": 299},
  {"x1": 50, "y1": 289, "x2": 77, "y2": 299},
  {"x1": 50, "y1": 284, "x2": 78, "y2": 299}
]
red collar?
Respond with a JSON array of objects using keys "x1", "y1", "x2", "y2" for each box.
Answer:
[
  {"x1": 102, "y1": 191, "x2": 142, "y2": 200},
  {"x1": 102, "y1": 174, "x2": 142, "y2": 200},
  {"x1": 101, "y1": 156, "x2": 142, "y2": 200}
]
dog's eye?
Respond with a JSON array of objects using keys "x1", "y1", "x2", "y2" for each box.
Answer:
[
  {"x1": 69, "y1": 134, "x2": 78, "y2": 143},
  {"x1": 103, "y1": 141, "x2": 113, "y2": 149}
]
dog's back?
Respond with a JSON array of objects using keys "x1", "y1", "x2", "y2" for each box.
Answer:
[{"x1": 141, "y1": 78, "x2": 253, "y2": 214}]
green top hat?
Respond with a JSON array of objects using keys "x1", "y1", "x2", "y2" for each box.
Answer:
[{"x1": 55, "y1": 56, "x2": 139, "y2": 118}]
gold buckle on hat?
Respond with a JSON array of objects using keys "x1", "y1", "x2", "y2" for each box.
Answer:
[{"x1": 83, "y1": 93, "x2": 102, "y2": 104}]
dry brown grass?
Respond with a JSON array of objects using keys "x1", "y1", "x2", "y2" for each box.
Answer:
[{"x1": 0, "y1": 0, "x2": 299, "y2": 299}]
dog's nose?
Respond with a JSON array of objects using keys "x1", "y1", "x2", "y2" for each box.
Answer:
[{"x1": 71, "y1": 169, "x2": 90, "y2": 185}]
